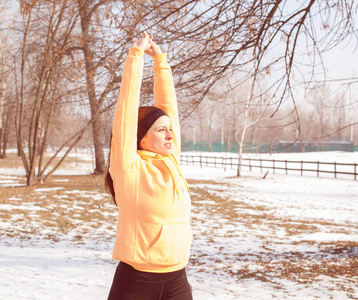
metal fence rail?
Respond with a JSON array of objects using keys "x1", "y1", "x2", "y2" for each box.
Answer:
[{"x1": 180, "y1": 154, "x2": 358, "y2": 180}]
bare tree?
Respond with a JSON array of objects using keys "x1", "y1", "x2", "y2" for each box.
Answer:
[
  {"x1": 77, "y1": 0, "x2": 113, "y2": 175},
  {"x1": 0, "y1": 2, "x2": 12, "y2": 158},
  {"x1": 0, "y1": 50, "x2": 5, "y2": 157},
  {"x1": 74, "y1": 0, "x2": 157, "y2": 174},
  {"x1": 307, "y1": 84, "x2": 334, "y2": 140},
  {"x1": 331, "y1": 93, "x2": 348, "y2": 141},
  {"x1": 14, "y1": 0, "x2": 91, "y2": 185}
]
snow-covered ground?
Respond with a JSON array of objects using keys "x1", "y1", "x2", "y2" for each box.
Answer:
[{"x1": 0, "y1": 151, "x2": 357, "y2": 299}]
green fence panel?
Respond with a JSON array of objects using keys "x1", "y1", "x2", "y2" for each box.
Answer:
[{"x1": 182, "y1": 141, "x2": 356, "y2": 153}]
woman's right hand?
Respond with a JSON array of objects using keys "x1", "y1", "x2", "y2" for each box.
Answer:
[
  {"x1": 132, "y1": 32, "x2": 151, "y2": 51},
  {"x1": 145, "y1": 36, "x2": 162, "y2": 57}
]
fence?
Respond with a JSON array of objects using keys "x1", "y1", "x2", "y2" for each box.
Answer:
[{"x1": 180, "y1": 154, "x2": 358, "y2": 180}]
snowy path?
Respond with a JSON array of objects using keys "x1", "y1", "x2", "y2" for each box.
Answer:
[{"x1": 0, "y1": 242, "x2": 114, "y2": 299}]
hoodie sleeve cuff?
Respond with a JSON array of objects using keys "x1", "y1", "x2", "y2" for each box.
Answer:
[
  {"x1": 152, "y1": 53, "x2": 168, "y2": 69},
  {"x1": 128, "y1": 47, "x2": 144, "y2": 58}
]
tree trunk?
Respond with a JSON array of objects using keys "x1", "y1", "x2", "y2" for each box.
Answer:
[
  {"x1": 16, "y1": 11, "x2": 31, "y2": 183},
  {"x1": 1, "y1": 101, "x2": 11, "y2": 158},
  {"x1": 0, "y1": 80, "x2": 4, "y2": 158},
  {"x1": 237, "y1": 122, "x2": 248, "y2": 177},
  {"x1": 78, "y1": 1, "x2": 105, "y2": 175},
  {"x1": 208, "y1": 126, "x2": 212, "y2": 152},
  {"x1": 237, "y1": 47, "x2": 255, "y2": 177}
]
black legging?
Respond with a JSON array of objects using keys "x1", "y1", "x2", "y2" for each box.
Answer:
[{"x1": 108, "y1": 262, "x2": 193, "y2": 300}]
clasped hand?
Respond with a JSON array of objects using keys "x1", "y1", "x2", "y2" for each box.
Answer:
[{"x1": 132, "y1": 32, "x2": 162, "y2": 57}]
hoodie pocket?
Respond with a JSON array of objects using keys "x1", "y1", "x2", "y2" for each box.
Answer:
[{"x1": 147, "y1": 223, "x2": 192, "y2": 264}]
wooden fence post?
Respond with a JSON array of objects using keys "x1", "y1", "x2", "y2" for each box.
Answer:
[
  {"x1": 301, "y1": 161, "x2": 303, "y2": 176},
  {"x1": 273, "y1": 159, "x2": 275, "y2": 174},
  {"x1": 355, "y1": 163, "x2": 357, "y2": 180},
  {"x1": 334, "y1": 162, "x2": 337, "y2": 179}
]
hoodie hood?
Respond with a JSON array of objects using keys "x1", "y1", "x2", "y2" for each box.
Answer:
[{"x1": 137, "y1": 150, "x2": 190, "y2": 198}]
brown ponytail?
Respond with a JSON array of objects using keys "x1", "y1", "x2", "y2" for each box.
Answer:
[{"x1": 105, "y1": 134, "x2": 116, "y2": 205}]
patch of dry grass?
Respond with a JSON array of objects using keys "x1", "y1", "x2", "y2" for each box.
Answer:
[
  {"x1": 0, "y1": 174, "x2": 107, "y2": 202},
  {"x1": 0, "y1": 151, "x2": 91, "y2": 171},
  {"x1": 0, "y1": 153, "x2": 25, "y2": 169},
  {"x1": 190, "y1": 186, "x2": 321, "y2": 235},
  {"x1": 0, "y1": 174, "x2": 116, "y2": 242},
  {"x1": 187, "y1": 179, "x2": 232, "y2": 186}
]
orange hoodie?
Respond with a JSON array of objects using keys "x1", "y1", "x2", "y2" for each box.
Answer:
[{"x1": 109, "y1": 47, "x2": 192, "y2": 273}]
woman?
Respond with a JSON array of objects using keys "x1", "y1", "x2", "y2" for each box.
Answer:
[{"x1": 106, "y1": 32, "x2": 193, "y2": 300}]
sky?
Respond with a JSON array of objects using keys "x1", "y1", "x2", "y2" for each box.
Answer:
[{"x1": 275, "y1": 1, "x2": 358, "y2": 107}]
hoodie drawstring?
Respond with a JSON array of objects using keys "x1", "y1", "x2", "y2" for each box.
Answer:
[
  {"x1": 155, "y1": 154, "x2": 190, "y2": 200},
  {"x1": 167, "y1": 154, "x2": 190, "y2": 193}
]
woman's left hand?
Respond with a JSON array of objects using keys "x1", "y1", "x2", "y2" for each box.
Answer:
[{"x1": 145, "y1": 35, "x2": 162, "y2": 57}]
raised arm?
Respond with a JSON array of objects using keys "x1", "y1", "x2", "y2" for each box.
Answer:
[
  {"x1": 150, "y1": 44, "x2": 181, "y2": 158},
  {"x1": 110, "y1": 47, "x2": 143, "y2": 175},
  {"x1": 110, "y1": 33, "x2": 151, "y2": 176}
]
